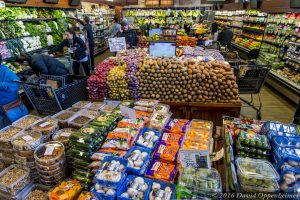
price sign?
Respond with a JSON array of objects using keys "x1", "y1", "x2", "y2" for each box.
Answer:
[
  {"x1": 0, "y1": 1, "x2": 5, "y2": 7},
  {"x1": 179, "y1": 149, "x2": 211, "y2": 169},
  {"x1": 149, "y1": 42, "x2": 176, "y2": 58},
  {"x1": 108, "y1": 37, "x2": 126, "y2": 52},
  {"x1": 120, "y1": 105, "x2": 136, "y2": 119}
]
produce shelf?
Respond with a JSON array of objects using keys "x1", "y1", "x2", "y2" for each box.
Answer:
[
  {"x1": 241, "y1": 35, "x2": 262, "y2": 42},
  {"x1": 231, "y1": 42, "x2": 251, "y2": 53},
  {"x1": 262, "y1": 40, "x2": 282, "y2": 48},
  {"x1": 242, "y1": 20, "x2": 266, "y2": 25},
  {"x1": 286, "y1": 57, "x2": 300, "y2": 65},
  {"x1": 242, "y1": 27, "x2": 264, "y2": 34}
]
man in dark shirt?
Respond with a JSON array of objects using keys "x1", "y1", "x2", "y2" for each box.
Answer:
[
  {"x1": 116, "y1": 20, "x2": 139, "y2": 49},
  {"x1": 82, "y1": 16, "x2": 95, "y2": 70},
  {"x1": 217, "y1": 25, "x2": 233, "y2": 47}
]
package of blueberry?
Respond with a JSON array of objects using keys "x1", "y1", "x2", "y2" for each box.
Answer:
[
  {"x1": 273, "y1": 146, "x2": 300, "y2": 162},
  {"x1": 236, "y1": 140, "x2": 270, "y2": 156},
  {"x1": 279, "y1": 165, "x2": 300, "y2": 193},
  {"x1": 94, "y1": 156, "x2": 128, "y2": 187},
  {"x1": 148, "y1": 180, "x2": 176, "y2": 200},
  {"x1": 238, "y1": 130, "x2": 270, "y2": 149},
  {"x1": 91, "y1": 183, "x2": 117, "y2": 200},
  {"x1": 136, "y1": 127, "x2": 161, "y2": 150},
  {"x1": 125, "y1": 146, "x2": 151, "y2": 176},
  {"x1": 118, "y1": 175, "x2": 153, "y2": 200},
  {"x1": 261, "y1": 121, "x2": 284, "y2": 134},
  {"x1": 152, "y1": 141, "x2": 180, "y2": 163},
  {"x1": 145, "y1": 159, "x2": 177, "y2": 182}
]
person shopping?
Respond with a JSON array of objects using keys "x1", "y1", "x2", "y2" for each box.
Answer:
[
  {"x1": 116, "y1": 19, "x2": 139, "y2": 49},
  {"x1": 211, "y1": 22, "x2": 219, "y2": 41},
  {"x1": 217, "y1": 25, "x2": 233, "y2": 48},
  {"x1": 108, "y1": 17, "x2": 121, "y2": 38},
  {"x1": 16, "y1": 53, "x2": 69, "y2": 76},
  {"x1": 49, "y1": 29, "x2": 90, "y2": 76},
  {"x1": 0, "y1": 54, "x2": 25, "y2": 128}
]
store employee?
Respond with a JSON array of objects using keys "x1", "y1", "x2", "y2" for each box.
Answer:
[{"x1": 116, "y1": 19, "x2": 139, "y2": 49}]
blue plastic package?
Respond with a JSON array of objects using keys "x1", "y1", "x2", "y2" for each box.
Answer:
[
  {"x1": 274, "y1": 151, "x2": 300, "y2": 171},
  {"x1": 279, "y1": 165, "x2": 300, "y2": 185},
  {"x1": 94, "y1": 156, "x2": 128, "y2": 188},
  {"x1": 117, "y1": 175, "x2": 153, "y2": 200},
  {"x1": 272, "y1": 136, "x2": 300, "y2": 150},
  {"x1": 148, "y1": 179, "x2": 176, "y2": 200},
  {"x1": 135, "y1": 127, "x2": 161, "y2": 150},
  {"x1": 125, "y1": 146, "x2": 151, "y2": 176},
  {"x1": 91, "y1": 183, "x2": 117, "y2": 200}
]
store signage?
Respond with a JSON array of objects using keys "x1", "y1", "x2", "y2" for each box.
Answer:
[
  {"x1": 0, "y1": 1, "x2": 5, "y2": 7},
  {"x1": 108, "y1": 37, "x2": 127, "y2": 52},
  {"x1": 179, "y1": 149, "x2": 211, "y2": 169},
  {"x1": 149, "y1": 42, "x2": 176, "y2": 58},
  {"x1": 120, "y1": 105, "x2": 136, "y2": 119}
]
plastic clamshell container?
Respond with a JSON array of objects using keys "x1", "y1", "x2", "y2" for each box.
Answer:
[
  {"x1": 272, "y1": 136, "x2": 300, "y2": 149},
  {"x1": 145, "y1": 159, "x2": 177, "y2": 183},
  {"x1": 72, "y1": 101, "x2": 92, "y2": 109},
  {"x1": 88, "y1": 102, "x2": 105, "y2": 111},
  {"x1": 12, "y1": 130, "x2": 42, "y2": 151},
  {"x1": 52, "y1": 128, "x2": 77, "y2": 147},
  {"x1": 78, "y1": 109, "x2": 99, "y2": 118},
  {"x1": 178, "y1": 167, "x2": 222, "y2": 198},
  {"x1": 0, "y1": 126, "x2": 23, "y2": 149},
  {"x1": 149, "y1": 112, "x2": 172, "y2": 132},
  {"x1": 91, "y1": 183, "x2": 117, "y2": 200},
  {"x1": 31, "y1": 117, "x2": 59, "y2": 136},
  {"x1": 189, "y1": 119, "x2": 213, "y2": 131},
  {"x1": 52, "y1": 110, "x2": 76, "y2": 127},
  {"x1": 68, "y1": 113, "x2": 94, "y2": 129},
  {"x1": 94, "y1": 156, "x2": 128, "y2": 188},
  {"x1": 154, "y1": 104, "x2": 170, "y2": 114},
  {"x1": 14, "y1": 147, "x2": 34, "y2": 157},
  {"x1": 124, "y1": 146, "x2": 151, "y2": 176},
  {"x1": 274, "y1": 152, "x2": 300, "y2": 170},
  {"x1": 239, "y1": 177, "x2": 280, "y2": 193},
  {"x1": 160, "y1": 132, "x2": 184, "y2": 146},
  {"x1": 0, "y1": 158, "x2": 13, "y2": 173},
  {"x1": 165, "y1": 119, "x2": 191, "y2": 135},
  {"x1": 68, "y1": 107, "x2": 81, "y2": 113},
  {"x1": 279, "y1": 165, "x2": 300, "y2": 186},
  {"x1": 134, "y1": 99, "x2": 159, "y2": 108},
  {"x1": 48, "y1": 179, "x2": 83, "y2": 199},
  {"x1": 152, "y1": 141, "x2": 180, "y2": 163},
  {"x1": 235, "y1": 157, "x2": 279, "y2": 181},
  {"x1": 236, "y1": 140, "x2": 270, "y2": 156},
  {"x1": 238, "y1": 130, "x2": 271, "y2": 150},
  {"x1": 12, "y1": 115, "x2": 41, "y2": 130},
  {"x1": 37, "y1": 163, "x2": 65, "y2": 177},
  {"x1": 0, "y1": 147, "x2": 15, "y2": 160},
  {"x1": 14, "y1": 153, "x2": 34, "y2": 164},
  {"x1": 34, "y1": 141, "x2": 65, "y2": 166},
  {"x1": 101, "y1": 104, "x2": 118, "y2": 113},
  {"x1": 135, "y1": 127, "x2": 161, "y2": 150},
  {"x1": 0, "y1": 164, "x2": 30, "y2": 195},
  {"x1": 117, "y1": 175, "x2": 153, "y2": 200},
  {"x1": 148, "y1": 179, "x2": 176, "y2": 200},
  {"x1": 21, "y1": 183, "x2": 49, "y2": 200},
  {"x1": 38, "y1": 170, "x2": 65, "y2": 182}
]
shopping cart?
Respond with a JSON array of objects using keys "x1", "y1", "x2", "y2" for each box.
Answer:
[
  {"x1": 20, "y1": 74, "x2": 88, "y2": 115},
  {"x1": 236, "y1": 64, "x2": 271, "y2": 120},
  {"x1": 223, "y1": 50, "x2": 248, "y2": 77},
  {"x1": 203, "y1": 41, "x2": 221, "y2": 50}
]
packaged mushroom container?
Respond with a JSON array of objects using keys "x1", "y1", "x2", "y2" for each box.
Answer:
[
  {"x1": 0, "y1": 125, "x2": 23, "y2": 149},
  {"x1": 34, "y1": 141, "x2": 65, "y2": 166},
  {"x1": 149, "y1": 180, "x2": 176, "y2": 200},
  {"x1": 279, "y1": 165, "x2": 300, "y2": 193},
  {"x1": 91, "y1": 183, "x2": 117, "y2": 200},
  {"x1": 52, "y1": 110, "x2": 75, "y2": 128},
  {"x1": 124, "y1": 146, "x2": 151, "y2": 175},
  {"x1": 12, "y1": 130, "x2": 42, "y2": 151},
  {"x1": 94, "y1": 156, "x2": 128, "y2": 188},
  {"x1": 0, "y1": 164, "x2": 30, "y2": 195},
  {"x1": 31, "y1": 117, "x2": 58, "y2": 136},
  {"x1": 118, "y1": 175, "x2": 152, "y2": 200},
  {"x1": 149, "y1": 112, "x2": 171, "y2": 132},
  {"x1": 136, "y1": 127, "x2": 161, "y2": 150},
  {"x1": 13, "y1": 115, "x2": 41, "y2": 130}
]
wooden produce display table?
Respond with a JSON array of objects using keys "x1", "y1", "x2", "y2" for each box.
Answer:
[{"x1": 161, "y1": 101, "x2": 242, "y2": 126}]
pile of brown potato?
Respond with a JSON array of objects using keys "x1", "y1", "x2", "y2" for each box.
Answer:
[{"x1": 137, "y1": 58, "x2": 240, "y2": 103}]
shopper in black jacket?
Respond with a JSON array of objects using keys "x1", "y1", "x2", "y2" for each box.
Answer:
[
  {"x1": 116, "y1": 20, "x2": 139, "y2": 49},
  {"x1": 16, "y1": 53, "x2": 69, "y2": 76},
  {"x1": 49, "y1": 29, "x2": 90, "y2": 76},
  {"x1": 217, "y1": 25, "x2": 233, "y2": 47}
]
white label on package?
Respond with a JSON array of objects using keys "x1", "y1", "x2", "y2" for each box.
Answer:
[
  {"x1": 108, "y1": 37, "x2": 126, "y2": 52},
  {"x1": 158, "y1": 145, "x2": 166, "y2": 154},
  {"x1": 60, "y1": 132, "x2": 72, "y2": 137},
  {"x1": 120, "y1": 105, "x2": 136, "y2": 119},
  {"x1": 39, "y1": 121, "x2": 50, "y2": 127},
  {"x1": 0, "y1": 1, "x2": 5, "y2": 8},
  {"x1": 22, "y1": 135, "x2": 33, "y2": 141},
  {"x1": 44, "y1": 146, "x2": 55, "y2": 156},
  {"x1": 211, "y1": 148, "x2": 224, "y2": 162},
  {"x1": 179, "y1": 149, "x2": 211, "y2": 169},
  {"x1": 162, "y1": 133, "x2": 169, "y2": 141},
  {"x1": 151, "y1": 161, "x2": 161, "y2": 171}
]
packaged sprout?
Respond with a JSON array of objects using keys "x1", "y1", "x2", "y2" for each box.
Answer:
[
  {"x1": 13, "y1": 115, "x2": 41, "y2": 130},
  {"x1": 136, "y1": 127, "x2": 161, "y2": 150},
  {"x1": 118, "y1": 175, "x2": 152, "y2": 200},
  {"x1": 177, "y1": 168, "x2": 221, "y2": 199}
]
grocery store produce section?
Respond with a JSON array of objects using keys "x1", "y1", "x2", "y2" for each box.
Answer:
[
  {"x1": 0, "y1": 98, "x2": 299, "y2": 199},
  {"x1": 215, "y1": 10, "x2": 300, "y2": 103}
]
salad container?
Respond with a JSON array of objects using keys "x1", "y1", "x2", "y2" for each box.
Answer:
[{"x1": 12, "y1": 115, "x2": 41, "y2": 130}]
